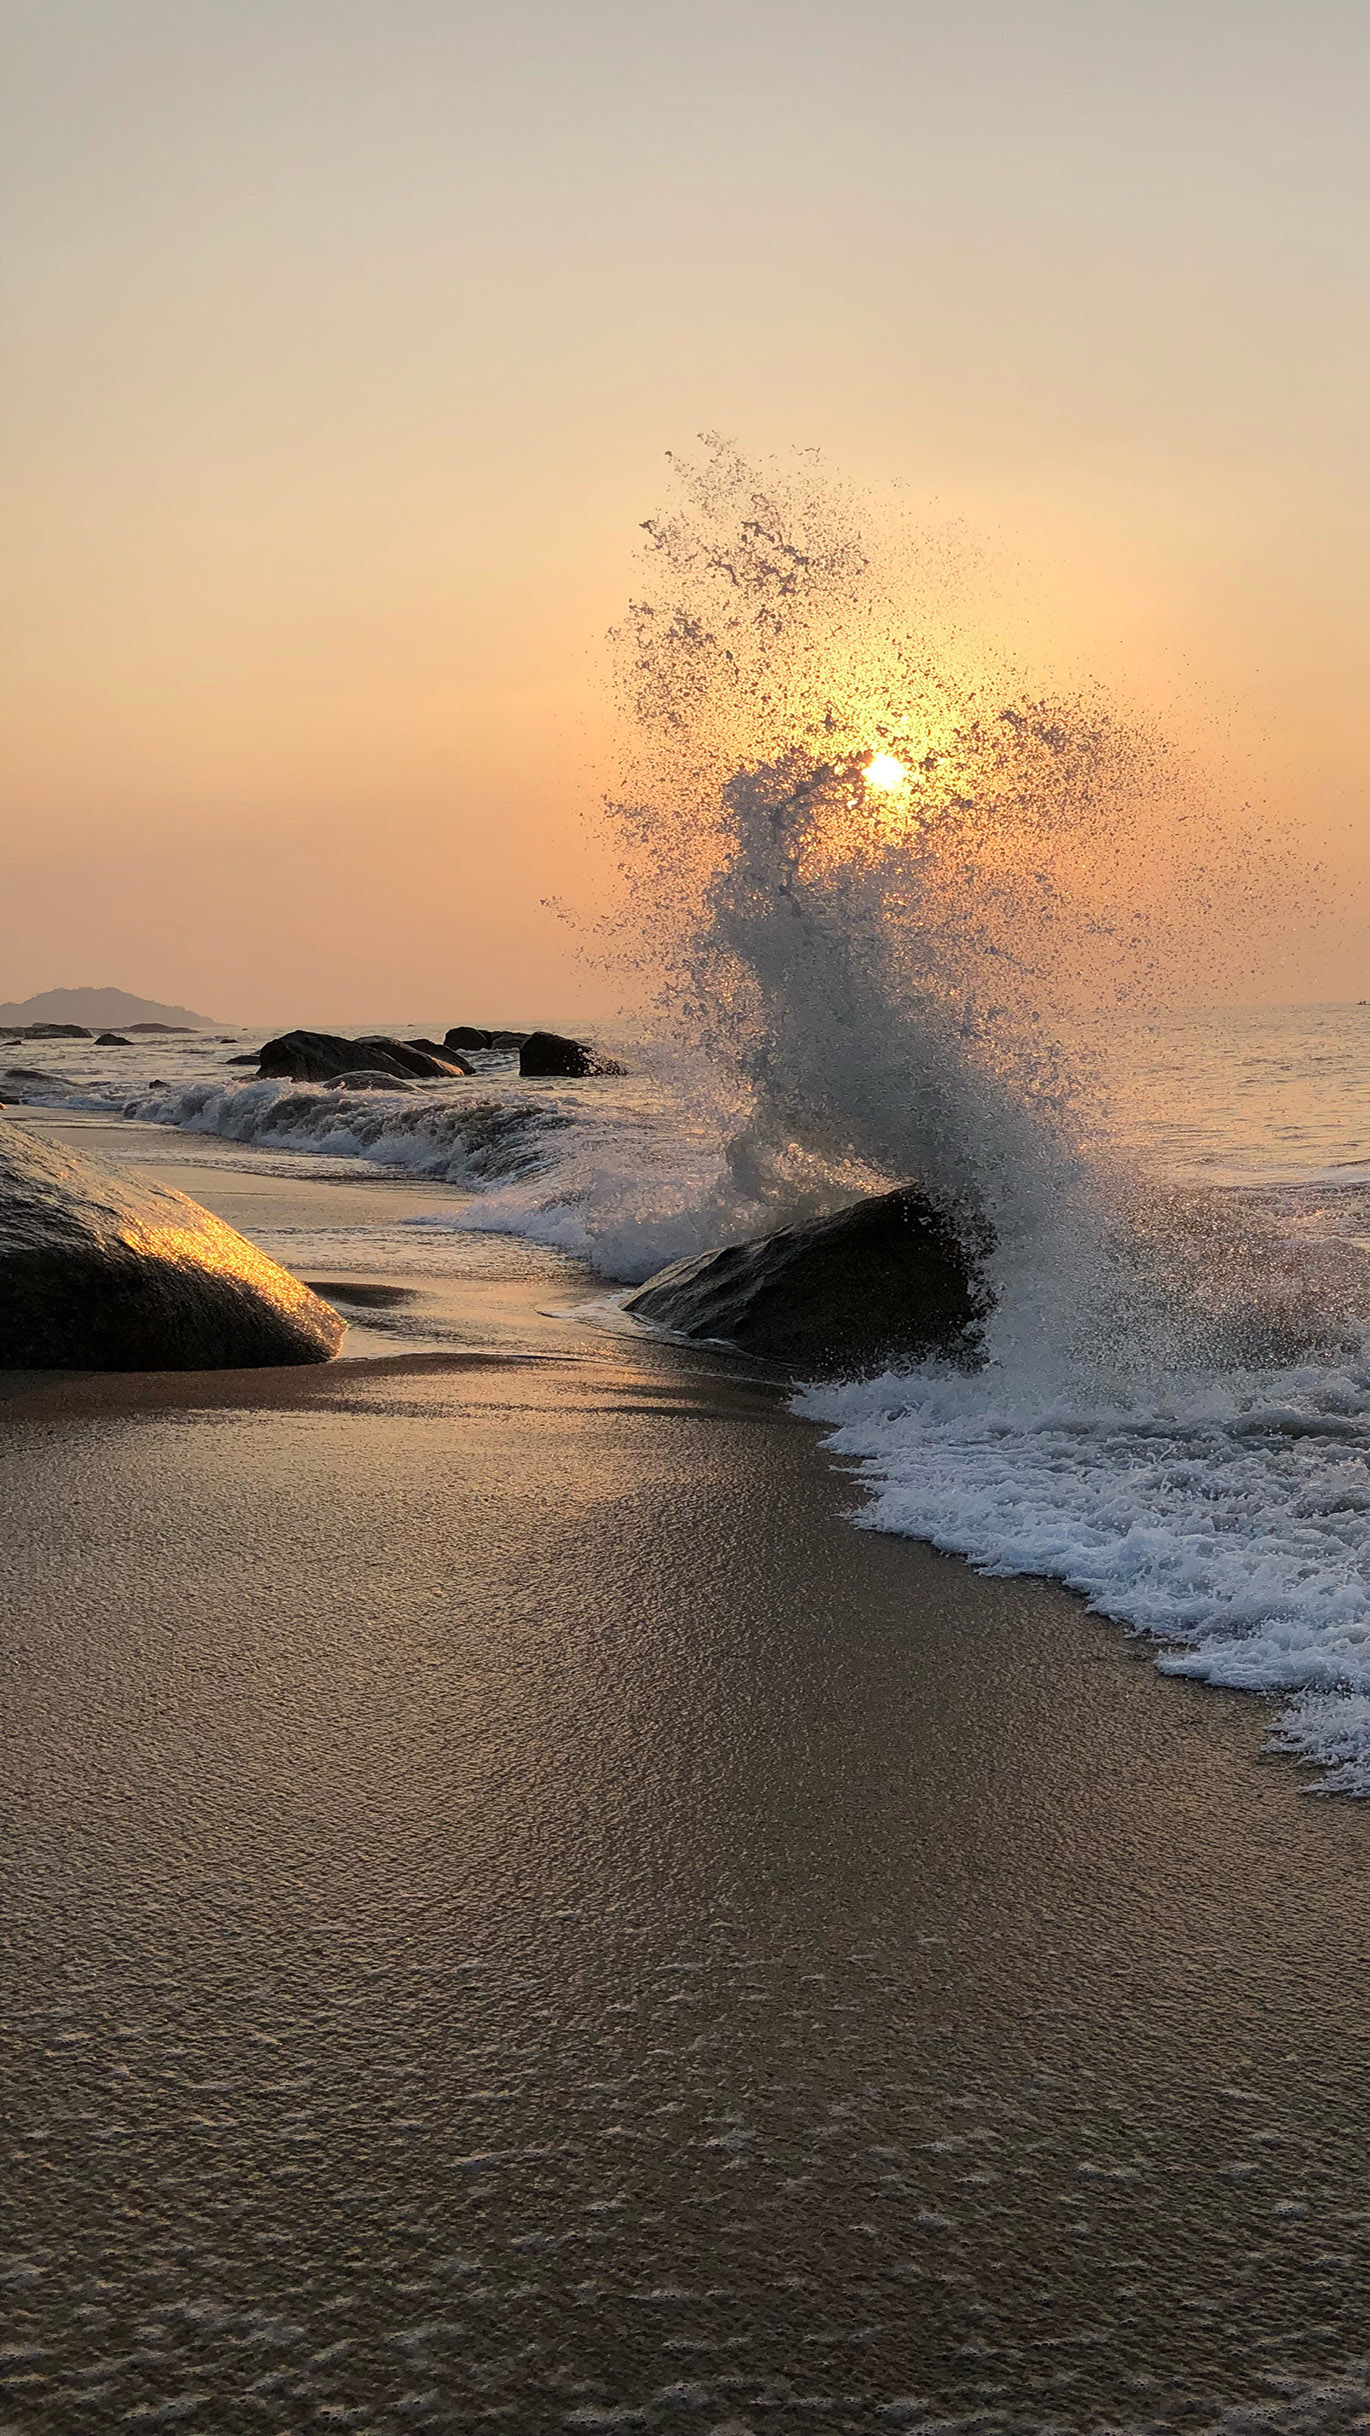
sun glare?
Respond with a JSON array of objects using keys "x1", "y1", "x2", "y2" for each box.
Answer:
[{"x1": 865, "y1": 753, "x2": 907, "y2": 791}]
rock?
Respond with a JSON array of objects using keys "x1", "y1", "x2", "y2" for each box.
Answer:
[
  {"x1": 95, "y1": 1032, "x2": 132, "y2": 1046},
  {"x1": 518, "y1": 1031, "x2": 627, "y2": 1079},
  {"x1": 254, "y1": 1030, "x2": 471, "y2": 1083},
  {"x1": 15, "y1": 1023, "x2": 92, "y2": 1040},
  {"x1": 623, "y1": 1185, "x2": 993, "y2": 1374},
  {"x1": 225, "y1": 1052, "x2": 260, "y2": 1065},
  {"x1": 0, "y1": 1117, "x2": 344, "y2": 1370},
  {"x1": 406, "y1": 1037, "x2": 476, "y2": 1070},
  {"x1": 445, "y1": 1025, "x2": 494, "y2": 1052},
  {"x1": 127, "y1": 1022, "x2": 193, "y2": 1034},
  {"x1": 333, "y1": 1071, "x2": 420, "y2": 1091},
  {"x1": 490, "y1": 1031, "x2": 529, "y2": 1051}
]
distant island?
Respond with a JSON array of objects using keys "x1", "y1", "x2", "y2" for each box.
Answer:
[{"x1": 0, "y1": 985, "x2": 219, "y2": 1029}]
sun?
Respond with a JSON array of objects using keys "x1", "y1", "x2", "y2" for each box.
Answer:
[{"x1": 864, "y1": 752, "x2": 907, "y2": 791}]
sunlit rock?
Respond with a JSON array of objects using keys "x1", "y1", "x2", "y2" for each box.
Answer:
[{"x1": 0, "y1": 1118, "x2": 344, "y2": 1370}]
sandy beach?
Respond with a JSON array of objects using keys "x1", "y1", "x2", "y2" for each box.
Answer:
[{"x1": 3, "y1": 1116, "x2": 1369, "y2": 2432}]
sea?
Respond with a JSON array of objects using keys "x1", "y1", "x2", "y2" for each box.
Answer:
[{"x1": 8, "y1": 995, "x2": 1370, "y2": 1798}]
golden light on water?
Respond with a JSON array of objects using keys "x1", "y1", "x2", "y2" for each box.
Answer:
[{"x1": 865, "y1": 752, "x2": 907, "y2": 791}]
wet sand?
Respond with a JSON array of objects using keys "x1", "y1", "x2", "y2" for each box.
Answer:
[{"x1": 2, "y1": 1118, "x2": 1368, "y2": 2431}]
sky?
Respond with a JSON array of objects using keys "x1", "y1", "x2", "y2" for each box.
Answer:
[{"x1": 2, "y1": 0, "x2": 1366, "y2": 1024}]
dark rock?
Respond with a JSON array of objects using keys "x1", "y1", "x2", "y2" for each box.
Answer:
[
  {"x1": 0, "y1": 1117, "x2": 344, "y2": 1370},
  {"x1": 95, "y1": 1032, "x2": 132, "y2": 1046},
  {"x1": 623, "y1": 1185, "x2": 993, "y2": 1375},
  {"x1": 333, "y1": 1071, "x2": 419, "y2": 1091},
  {"x1": 490, "y1": 1031, "x2": 529, "y2": 1051},
  {"x1": 406, "y1": 1037, "x2": 475, "y2": 1071},
  {"x1": 445, "y1": 1025, "x2": 494, "y2": 1052},
  {"x1": 519, "y1": 1031, "x2": 627, "y2": 1079},
  {"x1": 226, "y1": 1052, "x2": 260, "y2": 1065},
  {"x1": 254, "y1": 1030, "x2": 471, "y2": 1083},
  {"x1": 16, "y1": 1023, "x2": 92, "y2": 1040},
  {"x1": 127, "y1": 1022, "x2": 193, "y2": 1034}
]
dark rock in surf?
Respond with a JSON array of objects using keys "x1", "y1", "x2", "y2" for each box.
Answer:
[
  {"x1": 333, "y1": 1070, "x2": 420, "y2": 1091},
  {"x1": 17, "y1": 1023, "x2": 91, "y2": 1040},
  {"x1": 0, "y1": 1117, "x2": 344, "y2": 1370},
  {"x1": 490, "y1": 1030, "x2": 529, "y2": 1052},
  {"x1": 95, "y1": 1032, "x2": 132, "y2": 1046},
  {"x1": 226, "y1": 1052, "x2": 260, "y2": 1064},
  {"x1": 128, "y1": 1022, "x2": 193, "y2": 1034},
  {"x1": 406, "y1": 1038, "x2": 478, "y2": 1069},
  {"x1": 445, "y1": 1025, "x2": 494, "y2": 1052},
  {"x1": 519, "y1": 1031, "x2": 627, "y2": 1079},
  {"x1": 624, "y1": 1185, "x2": 993, "y2": 1375},
  {"x1": 254, "y1": 1030, "x2": 472, "y2": 1084}
]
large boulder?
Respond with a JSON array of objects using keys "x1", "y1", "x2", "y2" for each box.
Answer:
[
  {"x1": 254, "y1": 1030, "x2": 471, "y2": 1083},
  {"x1": 18, "y1": 1023, "x2": 91, "y2": 1040},
  {"x1": 0, "y1": 1118, "x2": 344, "y2": 1369},
  {"x1": 490, "y1": 1030, "x2": 529, "y2": 1052},
  {"x1": 445, "y1": 1025, "x2": 494, "y2": 1052},
  {"x1": 519, "y1": 1030, "x2": 626, "y2": 1079},
  {"x1": 623, "y1": 1185, "x2": 993, "y2": 1374},
  {"x1": 95, "y1": 1032, "x2": 132, "y2": 1046}
]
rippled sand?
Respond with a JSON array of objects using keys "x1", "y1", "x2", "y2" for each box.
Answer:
[{"x1": 2, "y1": 1126, "x2": 1368, "y2": 2431}]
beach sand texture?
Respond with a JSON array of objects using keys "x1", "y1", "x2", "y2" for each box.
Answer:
[{"x1": 2, "y1": 1129, "x2": 1369, "y2": 2430}]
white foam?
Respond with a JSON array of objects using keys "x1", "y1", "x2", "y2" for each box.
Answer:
[{"x1": 798, "y1": 1349, "x2": 1370, "y2": 1793}]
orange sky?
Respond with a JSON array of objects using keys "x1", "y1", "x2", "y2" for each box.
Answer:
[{"x1": 3, "y1": 0, "x2": 1366, "y2": 1024}]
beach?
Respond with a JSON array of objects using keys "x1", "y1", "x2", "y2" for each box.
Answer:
[{"x1": 3, "y1": 1114, "x2": 1368, "y2": 2432}]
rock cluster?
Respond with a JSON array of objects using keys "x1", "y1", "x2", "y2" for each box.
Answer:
[
  {"x1": 225, "y1": 1027, "x2": 624, "y2": 1082},
  {"x1": 253, "y1": 1031, "x2": 474, "y2": 1084},
  {"x1": 0, "y1": 1023, "x2": 92, "y2": 1040},
  {"x1": 0, "y1": 1118, "x2": 343, "y2": 1370}
]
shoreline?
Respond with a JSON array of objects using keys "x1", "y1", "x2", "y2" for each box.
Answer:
[{"x1": 3, "y1": 1114, "x2": 1369, "y2": 2427}]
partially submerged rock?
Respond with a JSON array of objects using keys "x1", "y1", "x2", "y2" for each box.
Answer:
[
  {"x1": 95, "y1": 1032, "x2": 132, "y2": 1046},
  {"x1": 519, "y1": 1031, "x2": 627, "y2": 1079},
  {"x1": 0, "y1": 1118, "x2": 344, "y2": 1370},
  {"x1": 445, "y1": 1025, "x2": 494, "y2": 1052},
  {"x1": 254, "y1": 1030, "x2": 472, "y2": 1083},
  {"x1": 624, "y1": 1185, "x2": 993, "y2": 1374}
]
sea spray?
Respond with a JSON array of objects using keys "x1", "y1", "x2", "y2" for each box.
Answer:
[
  {"x1": 598, "y1": 440, "x2": 1370, "y2": 1787},
  {"x1": 602, "y1": 443, "x2": 1315, "y2": 1356}
]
